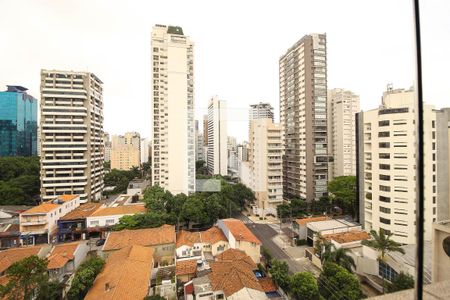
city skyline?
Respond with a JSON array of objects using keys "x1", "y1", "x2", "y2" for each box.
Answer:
[{"x1": 1, "y1": 0, "x2": 449, "y2": 142}]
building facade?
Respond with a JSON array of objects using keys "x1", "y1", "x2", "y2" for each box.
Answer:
[
  {"x1": 140, "y1": 138, "x2": 150, "y2": 164},
  {"x1": 357, "y1": 87, "x2": 442, "y2": 244},
  {"x1": 111, "y1": 132, "x2": 141, "y2": 170},
  {"x1": 207, "y1": 96, "x2": 227, "y2": 176},
  {"x1": 327, "y1": 88, "x2": 360, "y2": 179},
  {"x1": 103, "y1": 133, "x2": 111, "y2": 163},
  {"x1": 151, "y1": 24, "x2": 195, "y2": 195},
  {"x1": 279, "y1": 33, "x2": 328, "y2": 201},
  {"x1": 40, "y1": 70, "x2": 104, "y2": 202},
  {"x1": 0, "y1": 86, "x2": 37, "y2": 157},
  {"x1": 249, "y1": 102, "x2": 274, "y2": 126},
  {"x1": 248, "y1": 119, "x2": 283, "y2": 216}
]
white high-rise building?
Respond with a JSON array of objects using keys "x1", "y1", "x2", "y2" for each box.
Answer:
[
  {"x1": 39, "y1": 70, "x2": 104, "y2": 203},
  {"x1": 357, "y1": 87, "x2": 444, "y2": 244},
  {"x1": 151, "y1": 24, "x2": 195, "y2": 194},
  {"x1": 207, "y1": 96, "x2": 227, "y2": 176},
  {"x1": 140, "y1": 138, "x2": 150, "y2": 164},
  {"x1": 328, "y1": 88, "x2": 360, "y2": 179},
  {"x1": 249, "y1": 103, "x2": 274, "y2": 125},
  {"x1": 249, "y1": 119, "x2": 283, "y2": 216},
  {"x1": 103, "y1": 133, "x2": 111, "y2": 163}
]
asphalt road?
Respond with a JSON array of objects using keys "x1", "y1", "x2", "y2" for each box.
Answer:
[{"x1": 237, "y1": 214, "x2": 304, "y2": 274}]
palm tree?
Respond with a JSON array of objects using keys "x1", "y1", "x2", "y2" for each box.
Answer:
[
  {"x1": 362, "y1": 229, "x2": 405, "y2": 293},
  {"x1": 320, "y1": 243, "x2": 356, "y2": 272}
]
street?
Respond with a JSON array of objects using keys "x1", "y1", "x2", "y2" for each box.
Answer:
[{"x1": 237, "y1": 214, "x2": 318, "y2": 274}]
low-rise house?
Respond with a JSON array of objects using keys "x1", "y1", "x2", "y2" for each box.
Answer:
[
  {"x1": 127, "y1": 179, "x2": 150, "y2": 197},
  {"x1": 176, "y1": 259, "x2": 198, "y2": 283},
  {"x1": 217, "y1": 219, "x2": 261, "y2": 263},
  {"x1": 292, "y1": 216, "x2": 330, "y2": 240},
  {"x1": 47, "y1": 241, "x2": 90, "y2": 282},
  {"x1": 19, "y1": 195, "x2": 81, "y2": 244},
  {"x1": 85, "y1": 245, "x2": 154, "y2": 300},
  {"x1": 305, "y1": 218, "x2": 361, "y2": 246},
  {"x1": 86, "y1": 205, "x2": 146, "y2": 237},
  {"x1": 0, "y1": 224, "x2": 21, "y2": 249},
  {"x1": 102, "y1": 225, "x2": 176, "y2": 266},
  {"x1": 57, "y1": 203, "x2": 102, "y2": 242},
  {"x1": 176, "y1": 226, "x2": 229, "y2": 260},
  {"x1": 0, "y1": 245, "x2": 52, "y2": 276}
]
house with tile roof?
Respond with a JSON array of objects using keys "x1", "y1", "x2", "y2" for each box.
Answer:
[
  {"x1": 20, "y1": 195, "x2": 81, "y2": 245},
  {"x1": 85, "y1": 245, "x2": 154, "y2": 300},
  {"x1": 217, "y1": 219, "x2": 262, "y2": 263},
  {"x1": 46, "y1": 241, "x2": 90, "y2": 282},
  {"x1": 102, "y1": 225, "x2": 176, "y2": 264},
  {"x1": 86, "y1": 204, "x2": 146, "y2": 237},
  {"x1": 185, "y1": 249, "x2": 269, "y2": 300},
  {"x1": 292, "y1": 215, "x2": 330, "y2": 241},
  {"x1": 176, "y1": 226, "x2": 229, "y2": 260},
  {"x1": 0, "y1": 245, "x2": 52, "y2": 276},
  {"x1": 57, "y1": 203, "x2": 103, "y2": 242},
  {"x1": 176, "y1": 258, "x2": 198, "y2": 283}
]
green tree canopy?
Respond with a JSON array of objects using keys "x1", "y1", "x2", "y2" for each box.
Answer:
[
  {"x1": 0, "y1": 255, "x2": 49, "y2": 300},
  {"x1": 328, "y1": 176, "x2": 356, "y2": 216},
  {"x1": 269, "y1": 259, "x2": 290, "y2": 291},
  {"x1": 67, "y1": 256, "x2": 105, "y2": 300},
  {"x1": 386, "y1": 272, "x2": 414, "y2": 293},
  {"x1": 290, "y1": 272, "x2": 319, "y2": 300},
  {"x1": 321, "y1": 244, "x2": 356, "y2": 272},
  {"x1": 318, "y1": 262, "x2": 364, "y2": 300}
]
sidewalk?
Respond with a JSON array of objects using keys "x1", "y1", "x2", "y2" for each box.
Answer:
[{"x1": 272, "y1": 234, "x2": 306, "y2": 259}]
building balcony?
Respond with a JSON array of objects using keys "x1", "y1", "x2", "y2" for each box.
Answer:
[{"x1": 21, "y1": 219, "x2": 48, "y2": 226}]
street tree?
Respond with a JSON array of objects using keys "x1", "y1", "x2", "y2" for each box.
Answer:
[
  {"x1": 289, "y1": 272, "x2": 319, "y2": 300},
  {"x1": 328, "y1": 176, "x2": 357, "y2": 216},
  {"x1": 318, "y1": 262, "x2": 364, "y2": 300},
  {"x1": 269, "y1": 259, "x2": 290, "y2": 291}
]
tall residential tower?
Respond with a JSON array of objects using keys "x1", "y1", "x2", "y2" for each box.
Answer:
[
  {"x1": 279, "y1": 33, "x2": 328, "y2": 201},
  {"x1": 39, "y1": 70, "x2": 104, "y2": 202},
  {"x1": 151, "y1": 25, "x2": 195, "y2": 194},
  {"x1": 328, "y1": 88, "x2": 360, "y2": 179},
  {"x1": 207, "y1": 96, "x2": 227, "y2": 176}
]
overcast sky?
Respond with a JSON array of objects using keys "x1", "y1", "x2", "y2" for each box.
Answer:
[{"x1": 1, "y1": 0, "x2": 449, "y2": 142}]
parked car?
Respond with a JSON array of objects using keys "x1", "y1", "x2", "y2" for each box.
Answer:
[{"x1": 96, "y1": 239, "x2": 106, "y2": 246}]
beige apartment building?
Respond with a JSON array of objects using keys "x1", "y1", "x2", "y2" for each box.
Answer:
[
  {"x1": 328, "y1": 88, "x2": 360, "y2": 179},
  {"x1": 111, "y1": 132, "x2": 140, "y2": 170},
  {"x1": 39, "y1": 70, "x2": 104, "y2": 203},
  {"x1": 103, "y1": 133, "x2": 111, "y2": 163},
  {"x1": 357, "y1": 87, "x2": 445, "y2": 244},
  {"x1": 279, "y1": 33, "x2": 328, "y2": 201},
  {"x1": 248, "y1": 119, "x2": 283, "y2": 216},
  {"x1": 207, "y1": 96, "x2": 227, "y2": 176},
  {"x1": 151, "y1": 25, "x2": 195, "y2": 194}
]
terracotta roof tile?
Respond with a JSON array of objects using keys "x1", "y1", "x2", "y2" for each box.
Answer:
[
  {"x1": 85, "y1": 245, "x2": 154, "y2": 300},
  {"x1": 0, "y1": 246, "x2": 42, "y2": 273},
  {"x1": 258, "y1": 277, "x2": 277, "y2": 293},
  {"x1": 323, "y1": 230, "x2": 370, "y2": 244},
  {"x1": 176, "y1": 227, "x2": 228, "y2": 248},
  {"x1": 47, "y1": 242, "x2": 79, "y2": 269},
  {"x1": 222, "y1": 219, "x2": 261, "y2": 245},
  {"x1": 103, "y1": 225, "x2": 175, "y2": 251},
  {"x1": 209, "y1": 249, "x2": 263, "y2": 297},
  {"x1": 176, "y1": 259, "x2": 197, "y2": 276},
  {"x1": 21, "y1": 203, "x2": 59, "y2": 214},
  {"x1": 61, "y1": 203, "x2": 103, "y2": 220},
  {"x1": 295, "y1": 216, "x2": 329, "y2": 226},
  {"x1": 90, "y1": 205, "x2": 146, "y2": 217},
  {"x1": 57, "y1": 195, "x2": 79, "y2": 202}
]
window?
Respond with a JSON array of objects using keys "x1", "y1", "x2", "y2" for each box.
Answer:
[
  {"x1": 379, "y1": 142, "x2": 390, "y2": 148},
  {"x1": 380, "y1": 207, "x2": 391, "y2": 214},
  {"x1": 105, "y1": 219, "x2": 115, "y2": 225},
  {"x1": 378, "y1": 131, "x2": 390, "y2": 137},
  {"x1": 380, "y1": 196, "x2": 391, "y2": 203},
  {"x1": 379, "y1": 261, "x2": 398, "y2": 282},
  {"x1": 380, "y1": 217, "x2": 391, "y2": 224},
  {"x1": 380, "y1": 185, "x2": 391, "y2": 192},
  {"x1": 379, "y1": 174, "x2": 390, "y2": 181},
  {"x1": 379, "y1": 120, "x2": 390, "y2": 126},
  {"x1": 379, "y1": 153, "x2": 390, "y2": 159},
  {"x1": 90, "y1": 220, "x2": 99, "y2": 226},
  {"x1": 379, "y1": 164, "x2": 390, "y2": 170}
]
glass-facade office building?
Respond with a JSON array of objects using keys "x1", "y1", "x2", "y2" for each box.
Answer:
[{"x1": 0, "y1": 86, "x2": 37, "y2": 157}]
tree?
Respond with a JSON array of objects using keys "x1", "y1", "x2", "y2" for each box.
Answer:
[
  {"x1": 181, "y1": 195, "x2": 208, "y2": 227},
  {"x1": 328, "y1": 176, "x2": 357, "y2": 216},
  {"x1": 0, "y1": 255, "x2": 49, "y2": 300},
  {"x1": 386, "y1": 272, "x2": 414, "y2": 293},
  {"x1": 67, "y1": 257, "x2": 105, "y2": 300},
  {"x1": 37, "y1": 280, "x2": 65, "y2": 300},
  {"x1": 195, "y1": 160, "x2": 208, "y2": 176},
  {"x1": 318, "y1": 262, "x2": 364, "y2": 300},
  {"x1": 321, "y1": 244, "x2": 356, "y2": 272},
  {"x1": 361, "y1": 228, "x2": 405, "y2": 293},
  {"x1": 269, "y1": 259, "x2": 290, "y2": 291},
  {"x1": 290, "y1": 272, "x2": 319, "y2": 300},
  {"x1": 143, "y1": 185, "x2": 173, "y2": 212},
  {"x1": 290, "y1": 198, "x2": 307, "y2": 217},
  {"x1": 276, "y1": 204, "x2": 291, "y2": 220}
]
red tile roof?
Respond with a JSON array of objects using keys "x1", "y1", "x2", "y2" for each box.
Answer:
[
  {"x1": 103, "y1": 225, "x2": 175, "y2": 251},
  {"x1": 176, "y1": 259, "x2": 197, "y2": 276},
  {"x1": 61, "y1": 203, "x2": 103, "y2": 220},
  {"x1": 222, "y1": 219, "x2": 261, "y2": 245},
  {"x1": 323, "y1": 231, "x2": 370, "y2": 244},
  {"x1": 176, "y1": 226, "x2": 228, "y2": 248},
  {"x1": 0, "y1": 246, "x2": 43, "y2": 273},
  {"x1": 295, "y1": 216, "x2": 329, "y2": 226},
  {"x1": 47, "y1": 242, "x2": 79, "y2": 270}
]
